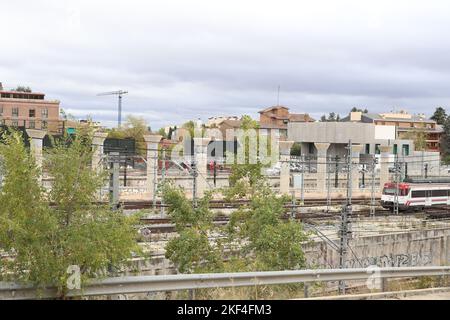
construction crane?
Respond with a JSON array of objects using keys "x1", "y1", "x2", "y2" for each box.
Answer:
[{"x1": 97, "y1": 90, "x2": 128, "y2": 128}]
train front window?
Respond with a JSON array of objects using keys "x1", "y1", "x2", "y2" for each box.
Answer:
[
  {"x1": 383, "y1": 187, "x2": 409, "y2": 196},
  {"x1": 383, "y1": 188, "x2": 397, "y2": 195}
]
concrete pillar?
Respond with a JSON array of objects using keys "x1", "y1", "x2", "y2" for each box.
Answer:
[
  {"x1": 279, "y1": 140, "x2": 294, "y2": 194},
  {"x1": 314, "y1": 143, "x2": 330, "y2": 192},
  {"x1": 194, "y1": 137, "x2": 210, "y2": 198},
  {"x1": 26, "y1": 129, "x2": 47, "y2": 170},
  {"x1": 143, "y1": 134, "x2": 162, "y2": 197},
  {"x1": 380, "y1": 145, "x2": 392, "y2": 190},
  {"x1": 92, "y1": 131, "x2": 108, "y2": 172},
  {"x1": 351, "y1": 144, "x2": 363, "y2": 190}
]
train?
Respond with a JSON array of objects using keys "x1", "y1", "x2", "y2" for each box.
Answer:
[{"x1": 381, "y1": 178, "x2": 450, "y2": 211}]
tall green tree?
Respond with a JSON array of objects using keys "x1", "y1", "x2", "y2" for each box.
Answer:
[
  {"x1": 227, "y1": 184, "x2": 308, "y2": 271},
  {"x1": 0, "y1": 129, "x2": 140, "y2": 296},
  {"x1": 226, "y1": 115, "x2": 264, "y2": 199},
  {"x1": 431, "y1": 107, "x2": 447, "y2": 125},
  {"x1": 442, "y1": 117, "x2": 450, "y2": 162},
  {"x1": 350, "y1": 107, "x2": 368, "y2": 113},
  {"x1": 161, "y1": 184, "x2": 223, "y2": 273},
  {"x1": 107, "y1": 115, "x2": 150, "y2": 156},
  {"x1": 405, "y1": 130, "x2": 427, "y2": 151}
]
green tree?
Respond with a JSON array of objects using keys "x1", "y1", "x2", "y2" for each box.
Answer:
[
  {"x1": 350, "y1": 107, "x2": 368, "y2": 113},
  {"x1": 442, "y1": 117, "x2": 450, "y2": 162},
  {"x1": 327, "y1": 112, "x2": 336, "y2": 122},
  {"x1": 405, "y1": 130, "x2": 427, "y2": 151},
  {"x1": 161, "y1": 184, "x2": 223, "y2": 273},
  {"x1": 157, "y1": 128, "x2": 168, "y2": 139},
  {"x1": 227, "y1": 184, "x2": 308, "y2": 271},
  {"x1": 290, "y1": 142, "x2": 302, "y2": 156},
  {"x1": 0, "y1": 129, "x2": 140, "y2": 296},
  {"x1": 431, "y1": 107, "x2": 447, "y2": 125},
  {"x1": 14, "y1": 86, "x2": 32, "y2": 92},
  {"x1": 226, "y1": 115, "x2": 264, "y2": 199},
  {"x1": 107, "y1": 115, "x2": 150, "y2": 156}
]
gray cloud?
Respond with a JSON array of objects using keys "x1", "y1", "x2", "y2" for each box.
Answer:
[{"x1": 1, "y1": 0, "x2": 450, "y2": 129}]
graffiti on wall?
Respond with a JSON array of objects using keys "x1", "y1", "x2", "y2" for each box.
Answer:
[{"x1": 345, "y1": 252, "x2": 432, "y2": 268}]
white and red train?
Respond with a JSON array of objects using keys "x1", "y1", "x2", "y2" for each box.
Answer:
[{"x1": 381, "y1": 179, "x2": 450, "y2": 211}]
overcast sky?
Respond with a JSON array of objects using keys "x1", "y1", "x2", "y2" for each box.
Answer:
[{"x1": 1, "y1": 0, "x2": 450, "y2": 129}]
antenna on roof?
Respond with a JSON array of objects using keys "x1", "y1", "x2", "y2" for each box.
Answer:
[{"x1": 277, "y1": 85, "x2": 280, "y2": 106}]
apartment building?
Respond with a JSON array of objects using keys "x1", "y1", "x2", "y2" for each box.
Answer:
[
  {"x1": 259, "y1": 106, "x2": 315, "y2": 139},
  {"x1": 0, "y1": 83, "x2": 61, "y2": 134},
  {"x1": 343, "y1": 110, "x2": 443, "y2": 152}
]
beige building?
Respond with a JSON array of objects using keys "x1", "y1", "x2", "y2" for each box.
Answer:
[
  {"x1": 343, "y1": 110, "x2": 443, "y2": 153},
  {"x1": 0, "y1": 83, "x2": 61, "y2": 134}
]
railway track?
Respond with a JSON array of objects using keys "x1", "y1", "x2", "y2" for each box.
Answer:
[
  {"x1": 139, "y1": 206, "x2": 450, "y2": 234},
  {"x1": 123, "y1": 197, "x2": 379, "y2": 210}
]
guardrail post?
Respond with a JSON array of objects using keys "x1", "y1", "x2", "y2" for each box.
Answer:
[
  {"x1": 304, "y1": 283, "x2": 309, "y2": 298},
  {"x1": 381, "y1": 278, "x2": 388, "y2": 292}
]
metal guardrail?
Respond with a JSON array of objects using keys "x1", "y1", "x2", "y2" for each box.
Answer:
[{"x1": 0, "y1": 266, "x2": 449, "y2": 299}]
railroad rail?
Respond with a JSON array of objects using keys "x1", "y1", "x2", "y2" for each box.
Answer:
[
  {"x1": 139, "y1": 206, "x2": 449, "y2": 234},
  {"x1": 122, "y1": 198, "x2": 379, "y2": 210}
]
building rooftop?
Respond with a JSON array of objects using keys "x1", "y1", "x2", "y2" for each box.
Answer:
[
  {"x1": 343, "y1": 111, "x2": 436, "y2": 124},
  {"x1": 0, "y1": 89, "x2": 46, "y2": 100},
  {"x1": 259, "y1": 105, "x2": 289, "y2": 113}
]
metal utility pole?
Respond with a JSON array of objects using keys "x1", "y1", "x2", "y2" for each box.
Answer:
[
  {"x1": 334, "y1": 155, "x2": 339, "y2": 188},
  {"x1": 97, "y1": 90, "x2": 128, "y2": 128},
  {"x1": 421, "y1": 150, "x2": 425, "y2": 178},
  {"x1": 291, "y1": 190, "x2": 296, "y2": 219},
  {"x1": 361, "y1": 164, "x2": 366, "y2": 188},
  {"x1": 326, "y1": 158, "x2": 331, "y2": 212},
  {"x1": 152, "y1": 153, "x2": 158, "y2": 210},
  {"x1": 192, "y1": 160, "x2": 198, "y2": 208},
  {"x1": 300, "y1": 155, "x2": 305, "y2": 204},
  {"x1": 109, "y1": 152, "x2": 120, "y2": 210},
  {"x1": 213, "y1": 160, "x2": 217, "y2": 187},
  {"x1": 339, "y1": 140, "x2": 353, "y2": 295},
  {"x1": 393, "y1": 153, "x2": 400, "y2": 215},
  {"x1": 424, "y1": 163, "x2": 428, "y2": 179},
  {"x1": 370, "y1": 157, "x2": 377, "y2": 216},
  {"x1": 160, "y1": 148, "x2": 167, "y2": 216}
]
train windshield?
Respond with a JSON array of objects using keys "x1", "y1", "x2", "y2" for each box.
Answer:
[
  {"x1": 383, "y1": 188, "x2": 397, "y2": 195},
  {"x1": 383, "y1": 186, "x2": 410, "y2": 196}
]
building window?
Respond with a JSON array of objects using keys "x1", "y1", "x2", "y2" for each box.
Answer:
[
  {"x1": 29, "y1": 120, "x2": 35, "y2": 129},
  {"x1": 12, "y1": 107, "x2": 19, "y2": 117},
  {"x1": 375, "y1": 144, "x2": 381, "y2": 155},
  {"x1": 29, "y1": 109, "x2": 36, "y2": 118},
  {"x1": 393, "y1": 144, "x2": 398, "y2": 155},
  {"x1": 42, "y1": 108, "x2": 48, "y2": 118},
  {"x1": 402, "y1": 144, "x2": 410, "y2": 156},
  {"x1": 365, "y1": 144, "x2": 370, "y2": 154},
  {"x1": 308, "y1": 143, "x2": 314, "y2": 155},
  {"x1": 0, "y1": 106, "x2": 3, "y2": 116},
  {"x1": 42, "y1": 120, "x2": 48, "y2": 129}
]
